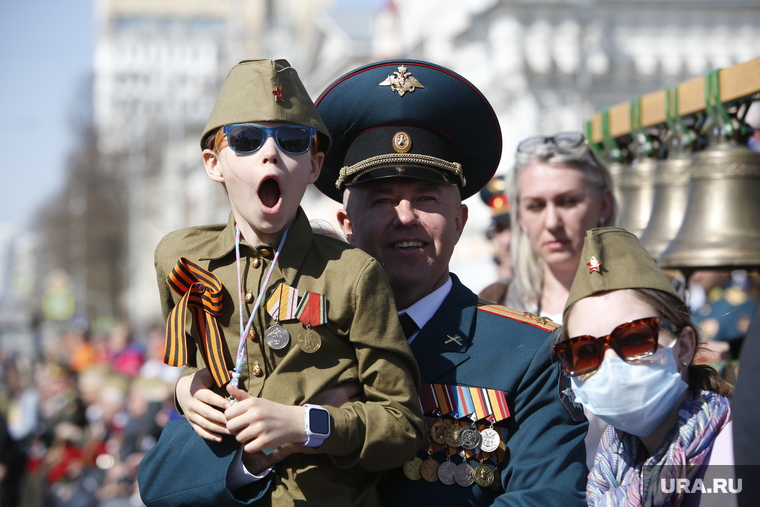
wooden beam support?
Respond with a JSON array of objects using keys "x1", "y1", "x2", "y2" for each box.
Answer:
[{"x1": 589, "y1": 56, "x2": 760, "y2": 144}]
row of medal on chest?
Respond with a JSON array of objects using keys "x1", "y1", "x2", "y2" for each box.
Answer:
[
  {"x1": 404, "y1": 453, "x2": 500, "y2": 488},
  {"x1": 403, "y1": 418, "x2": 505, "y2": 487}
]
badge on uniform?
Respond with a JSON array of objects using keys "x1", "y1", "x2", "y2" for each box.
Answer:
[
  {"x1": 405, "y1": 384, "x2": 511, "y2": 488},
  {"x1": 294, "y1": 291, "x2": 327, "y2": 353},
  {"x1": 265, "y1": 284, "x2": 329, "y2": 353},
  {"x1": 265, "y1": 283, "x2": 298, "y2": 350},
  {"x1": 558, "y1": 369, "x2": 586, "y2": 421}
]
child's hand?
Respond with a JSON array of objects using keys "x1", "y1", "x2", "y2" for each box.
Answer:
[
  {"x1": 176, "y1": 369, "x2": 231, "y2": 442},
  {"x1": 225, "y1": 384, "x2": 308, "y2": 454}
]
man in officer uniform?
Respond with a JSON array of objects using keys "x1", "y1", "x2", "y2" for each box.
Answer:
[{"x1": 316, "y1": 60, "x2": 588, "y2": 506}]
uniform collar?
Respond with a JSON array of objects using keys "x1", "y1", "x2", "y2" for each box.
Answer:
[
  {"x1": 409, "y1": 274, "x2": 476, "y2": 382},
  {"x1": 401, "y1": 276, "x2": 453, "y2": 343},
  {"x1": 197, "y1": 208, "x2": 314, "y2": 288}
]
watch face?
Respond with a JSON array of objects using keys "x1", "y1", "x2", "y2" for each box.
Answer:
[{"x1": 309, "y1": 408, "x2": 330, "y2": 436}]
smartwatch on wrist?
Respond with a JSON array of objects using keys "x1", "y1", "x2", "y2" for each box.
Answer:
[{"x1": 303, "y1": 404, "x2": 330, "y2": 447}]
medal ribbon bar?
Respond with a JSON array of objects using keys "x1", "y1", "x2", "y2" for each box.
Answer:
[
  {"x1": 295, "y1": 291, "x2": 327, "y2": 327},
  {"x1": 420, "y1": 384, "x2": 510, "y2": 423},
  {"x1": 266, "y1": 283, "x2": 299, "y2": 321}
]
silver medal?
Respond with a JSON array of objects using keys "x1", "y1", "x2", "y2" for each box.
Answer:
[
  {"x1": 458, "y1": 426, "x2": 482, "y2": 450},
  {"x1": 479, "y1": 427, "x2": 501, "y2": 453},
  {"x1": 265, "y1": 324, "x2": 290, "y2": 350},
  {"x1": 437, "y1": 460, "x2": 456, "y2": 485},
  {"x1": 454, "y1": 462, "x2": 475, "y2": 487}
]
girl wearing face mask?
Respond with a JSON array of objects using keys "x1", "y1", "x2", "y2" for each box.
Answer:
[{"x1": 554, "y1": 227, "x2": 733, "y2": 507}]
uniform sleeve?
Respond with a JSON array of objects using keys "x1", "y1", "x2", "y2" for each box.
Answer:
[
  {"x1": 316, "y1": 258, "x2": 425, "y2": 472},
  {"x1": 155, "y1": 237, "x2": 177, "y2": 325},
  {"x1": 495, "y1": 330, "x2": 588, "y2": 506}
]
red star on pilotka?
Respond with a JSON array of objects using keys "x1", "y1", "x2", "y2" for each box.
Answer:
[
  {"x1": 586, "y1": 256, "x2": 603, "y2": 273},
  {"x1": 272, "y1": 86, "x2": 284, "y2": 102}
]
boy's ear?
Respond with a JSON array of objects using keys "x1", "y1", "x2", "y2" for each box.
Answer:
[
  {"x1": 202, "y1": 149, "x2": 224, "y2": 183},
  {"x1": 308, "y1": 151, "x2": 325, "y2": 184}
]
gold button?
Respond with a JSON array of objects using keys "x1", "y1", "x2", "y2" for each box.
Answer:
[
  {"x1": 260, "y1": 248, "x2": 272, "y2": 258},
  {"x1": 245, "y1": 291, "x2": 253, "y2": 303},
  {"x1": 252, "y1": 257, "x2": 261, "y2": 269},
  {"x1": 251, "y1": 362, "x2": 262, "y2": 377},
  {"x1": 248, "y1": 328, "x2": 257, "y2": 341}
]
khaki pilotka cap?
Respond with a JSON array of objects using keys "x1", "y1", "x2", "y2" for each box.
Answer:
[
  {"x1": 200, "y1": 59, "x2": 332, "y2": 152},
  {"x1": 564, "y1": 227, "x2": 684, "y2": 314}
]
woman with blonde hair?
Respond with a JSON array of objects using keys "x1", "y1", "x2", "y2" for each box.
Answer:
[{"x1": 484, "y1": 132, "x2": 617, "y2": 321}]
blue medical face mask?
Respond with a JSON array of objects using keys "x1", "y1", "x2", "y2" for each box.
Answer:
[{"x1": 570, "y1": 342, "x2": 688, "y2": 437}]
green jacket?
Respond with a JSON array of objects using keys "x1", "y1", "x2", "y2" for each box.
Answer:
[{"x1": 154, "y1": 207, "x2": 424, "y2": 506}]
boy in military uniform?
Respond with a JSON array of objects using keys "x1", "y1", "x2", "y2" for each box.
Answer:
[{"x1": 141, "y1": 59, "x2": 423, "y2": 506}]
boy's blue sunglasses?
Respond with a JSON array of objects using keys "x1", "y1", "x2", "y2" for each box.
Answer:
[{"x1": 216, "y1": 124, "x2": 317, "y2": 155}]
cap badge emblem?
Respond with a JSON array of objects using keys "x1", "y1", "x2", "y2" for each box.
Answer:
[
  {"x1": 392, "y1": 131, "x2": 412, "y2": 153},
  {"x1": 272, "y1": 86, "x2": 284, "y2": 102},
  {"x1": 586, "y1": 256, "x2": 603, "y2": 273},
  {"x1": 379, "y1": 66, "x2": 425, "y2": 96}
]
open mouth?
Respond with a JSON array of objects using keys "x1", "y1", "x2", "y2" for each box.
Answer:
[{"x1": 258, "y1": 178, "x2": 282, "y2": 212}]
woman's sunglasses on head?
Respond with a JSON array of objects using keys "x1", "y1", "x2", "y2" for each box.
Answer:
[
  {"x1": 516, "y1": 131, "x2": 587, "y2": 156},
  {"x1": 215, "y1": 124, "x2": 317, "y2": 155},
  {"x1": 553, "y1": 316, "x2": 679, "y2": 377}
]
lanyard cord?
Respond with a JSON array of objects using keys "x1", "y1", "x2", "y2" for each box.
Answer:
[{"x1": 230, "y1": 225, "x2": 289, "y2": 389}]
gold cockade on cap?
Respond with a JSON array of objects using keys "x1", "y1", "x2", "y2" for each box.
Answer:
[{"x1": 379, "y1": 66, "x2": 425, "y2": 96}]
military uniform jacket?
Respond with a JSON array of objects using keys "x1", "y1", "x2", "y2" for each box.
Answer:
[
  {"x1": 379, "y1": 275, "x2": 588, "y2": 507},
  {"x1": 154, "y1": 208, "x2": 424, "y2": 507}
]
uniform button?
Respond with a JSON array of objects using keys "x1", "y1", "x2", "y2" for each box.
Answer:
[
  {"x1": 252, "y1": 257, "x2": 261, "y2": 269},
  {"x1": 245, "y1": 291, "x2": 253, "y2": 303},
  {"x1": 251, "y1": 362, "x2": 263, "y2": 377},
  {"x1": 260, "y1": 248, "x2": 272, "y2": 258},
  {"x1": 248, "y1": 328, "x2": 257, "y2": 341}
]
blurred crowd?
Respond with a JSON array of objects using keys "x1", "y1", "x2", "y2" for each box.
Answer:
[{"x1": 0, "y1": 323, "x2": 182, "y2": 507}]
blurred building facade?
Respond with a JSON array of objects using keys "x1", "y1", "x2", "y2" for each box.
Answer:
[{"x1": 87, "y1": 0, "x2": 759, "y2": 334}]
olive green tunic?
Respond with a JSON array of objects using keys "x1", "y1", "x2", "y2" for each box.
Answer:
[{"x1": 154, "y1": 207, "x2": 424, "y2": 506}]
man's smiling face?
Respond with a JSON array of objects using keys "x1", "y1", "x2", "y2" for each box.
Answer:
[{"x1": 338, "y1": 178, "x2": 467, "y2": 310}]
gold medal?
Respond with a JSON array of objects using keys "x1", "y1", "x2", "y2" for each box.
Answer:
[
  {"x1": 430, "y1": 420, "x2": 448, "y2": 445},
  {"x1": 454, "y1": 462, "x2": 475, "y2": 487},
  {"x1": 436, "y1": 460, "x2": 456, "y2": 485},
  {"x1": 264, "y1": 324, "x2": 290, "y2": 350},
  {"x1": 479, "y1": 427, "x2": 500, "y2": 453},
  {"x1": 473, "y1": 463, "x2": 495, "y2": 487},
  {"x1": 444, "y1": 423, "x2": 462, "y2": 448},
  {"x1": 420, "y1": 457, "x2": 439, "y2": 483},
  {"x1": 403, "y1": 457, "x2": 423, "y2": 480},
  {"x1": 297, "y1": 327, "x2": 321, "y2": 353}
]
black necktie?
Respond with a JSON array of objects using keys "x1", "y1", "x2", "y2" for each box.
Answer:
[{"x1": 398, "y1": 312, "x2": 419, "y2": 340}]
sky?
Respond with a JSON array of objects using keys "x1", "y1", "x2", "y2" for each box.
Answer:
[
  {"x1": 0, "y1": 0, "x2": 384, "y2": 235},
  {"x1": 0, "y1": 0, "x2": 95, "y2": 233}
]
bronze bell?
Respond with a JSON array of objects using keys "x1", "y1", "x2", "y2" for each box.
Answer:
[
  {"x1": 616, "y1": 155, "x2": 657, "y2": 238},
  {"x1": 659, "y1": 140, "x2": 760, "y2": 270},
  {"x1": 639, "y1": 134, "x2": 694, "y2": 258}
]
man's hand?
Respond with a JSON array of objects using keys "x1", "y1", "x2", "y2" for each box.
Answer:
[
  {"x1": 309, "y1": 380, "x2": 363, "y2": 407},
  {"x1": 240, "y1": 443, "x2": 312, "y2": 474},
  {"x1": 176, "y1": 369, "x2": 230, "y2": 442}
]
